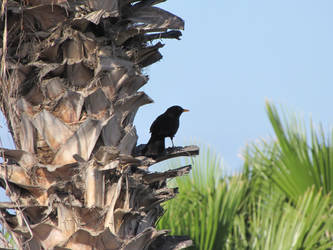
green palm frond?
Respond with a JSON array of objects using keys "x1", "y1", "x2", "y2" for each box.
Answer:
[
  {"x1": 157, "y1": 148, "x2": 248, "y2": 250},
  {"x1": 257, "y1": 102, "x2": 333, "y2": 200},
  {"x1": 229, "y1": 187, "x2": 333, "y2": 250},
  {"x1": 233, "y1": 102, "x2": 333, "y2": 249}
]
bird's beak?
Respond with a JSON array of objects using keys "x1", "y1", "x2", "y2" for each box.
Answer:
[{"x1": 182, "y1": 109, "x2": 190, "y2": 112}]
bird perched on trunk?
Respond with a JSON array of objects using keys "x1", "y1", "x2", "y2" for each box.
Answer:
[{"x1": 143, "y1": 105, "x2": 189, "y2": 157}]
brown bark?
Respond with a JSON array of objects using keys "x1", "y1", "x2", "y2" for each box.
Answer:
[{"x1": 0, "y1": 0, "x2": 198, "y2": 249}]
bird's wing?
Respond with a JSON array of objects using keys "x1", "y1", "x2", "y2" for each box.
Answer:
[
  {"x1": 150, "y1": 114, "x2": 163, "y2": 133},
  {"x1": 150, "y1": 114, "x2": 171, "y2": 136}
]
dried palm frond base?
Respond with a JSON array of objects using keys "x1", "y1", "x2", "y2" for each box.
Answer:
[
  {"x1": 0, "y1": 0, "x2": 196, "y2": 248},
  {"x1": 0, "y1": 145, "x2": 198, "y2": 249}
]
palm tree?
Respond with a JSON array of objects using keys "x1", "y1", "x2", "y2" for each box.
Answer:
[{"x1": 0, "y1": 0, "x2": 198, "y2": 249}]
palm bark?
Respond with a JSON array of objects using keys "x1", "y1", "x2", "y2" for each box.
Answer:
[{"x1": 0, "y1": 0, "x2": 198, "y2": 249}]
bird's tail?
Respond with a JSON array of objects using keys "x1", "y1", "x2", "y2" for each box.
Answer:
[{"x1": 142, "y1": 135, "x2": 165, "y2": 157}]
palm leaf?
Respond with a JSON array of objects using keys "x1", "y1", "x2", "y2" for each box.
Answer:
[
  {"x1": 228, "y1": 187, "x2": 333, "y2": 249},
  {"x1": 261, "y1": 102, "x2": 333, "y2": 200},
  {"x1": 158, "y1": 148, "x2": 248, "y2": 250}
]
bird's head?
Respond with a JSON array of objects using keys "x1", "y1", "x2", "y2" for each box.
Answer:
[{"x1": 166, "y1": 105, "x2": 189, "y2": 117}]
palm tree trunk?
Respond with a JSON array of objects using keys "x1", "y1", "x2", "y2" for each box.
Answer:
[{"x1": 0, "y1": 0, "x2": 198, "y2": 249}]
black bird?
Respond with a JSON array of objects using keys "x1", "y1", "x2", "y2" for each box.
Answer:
[{"x1": 143, "y1": 105, "x2": 189, "y2": 156}]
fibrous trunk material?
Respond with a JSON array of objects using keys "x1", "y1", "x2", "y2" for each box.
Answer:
[{"x1": 0, "y1": 0, "x2": 198, "y2": 249}]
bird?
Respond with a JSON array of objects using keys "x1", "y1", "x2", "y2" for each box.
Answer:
[{"x1": 143, "y1": 105, "x2": 189, "y2": 157}]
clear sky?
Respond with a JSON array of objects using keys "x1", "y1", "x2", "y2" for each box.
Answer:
[
  {"x1": 1, "y1": 0, "x2": 333, "y2": 174},
  {"x1": 135, "y1": 0, "x2": 333, "y2": 172}
]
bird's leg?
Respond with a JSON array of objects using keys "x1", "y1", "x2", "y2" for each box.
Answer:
[{"x1": 170, "y1": 138, "x2": 174, "y2": 147}]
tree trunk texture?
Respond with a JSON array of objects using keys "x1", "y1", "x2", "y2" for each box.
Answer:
[{"x1": 0, "y1": 0, "x2": 199, "y2": 249}]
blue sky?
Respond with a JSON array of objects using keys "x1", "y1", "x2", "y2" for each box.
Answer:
[
  {"x1": 135, "y1": 0, "x2": 333, "y2": 172},
  {"x1": 1, "y1": 0, "x2": 333, "y2": 174}
]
